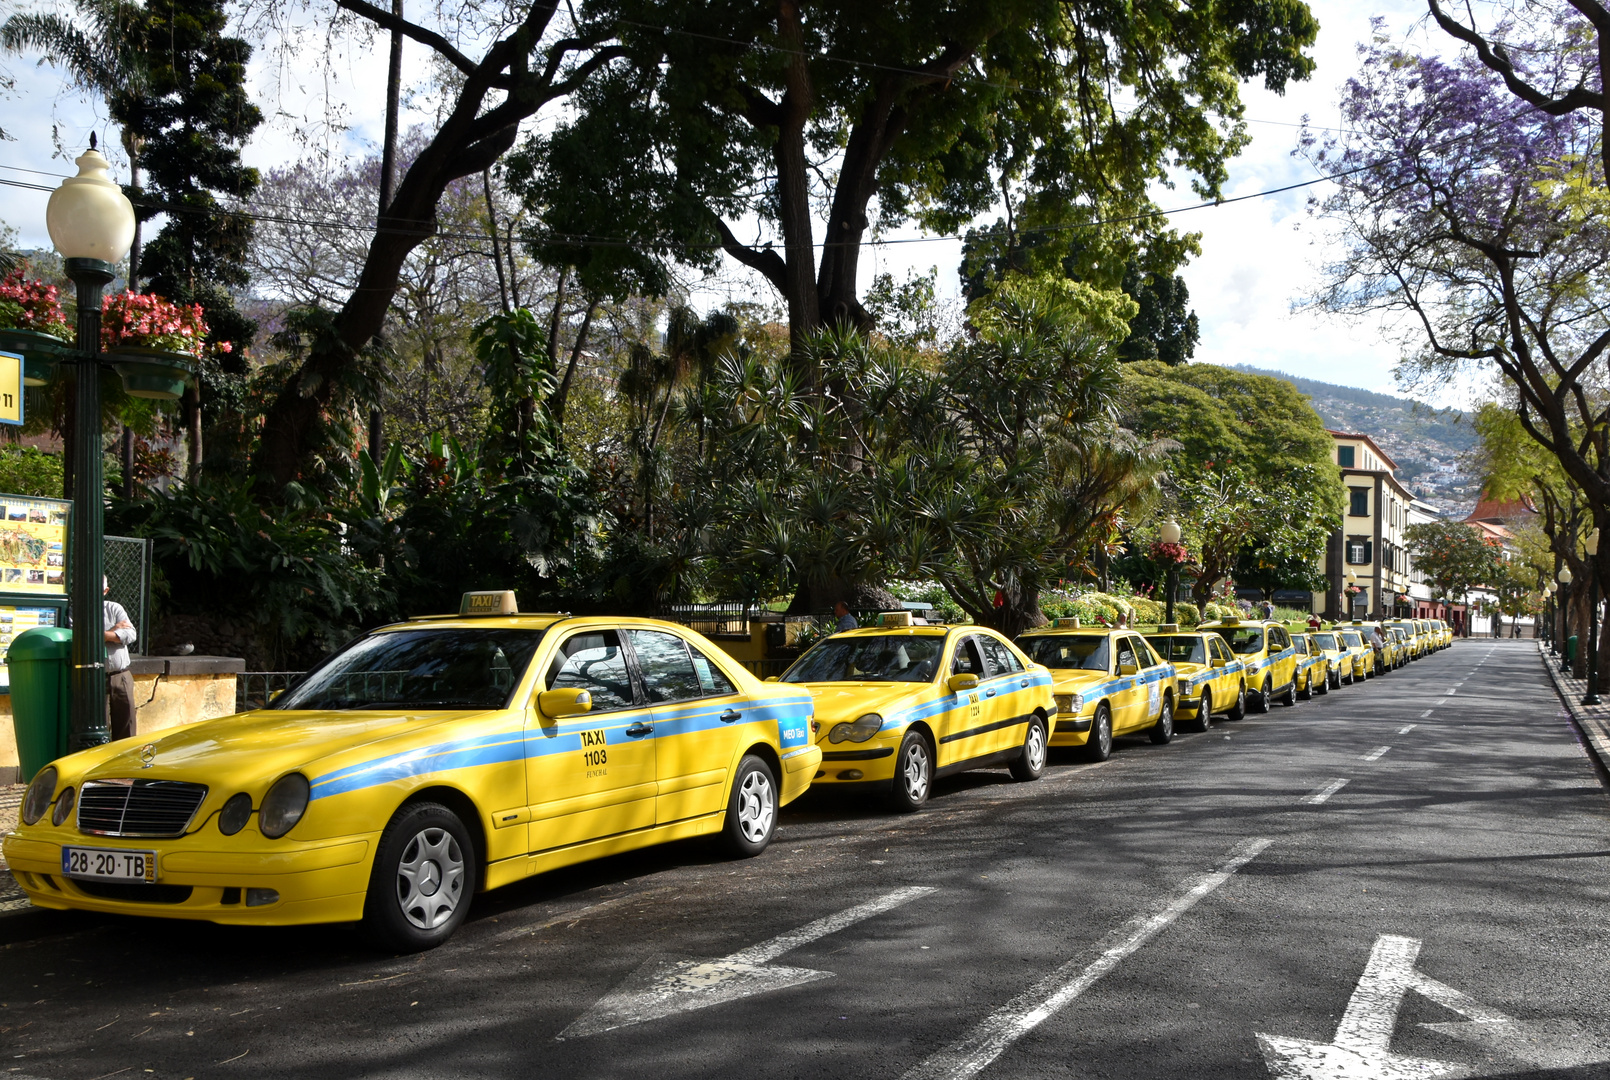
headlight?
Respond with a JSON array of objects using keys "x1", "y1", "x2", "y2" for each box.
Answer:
[
  {"x1": 218, "y1": 792, "x2": 253, "y2": 836},
  {"x1": 51, "y1": 786, "x2": 75, "y2": 827},
  {"x1": 258, "y1": 774, "x2": 310, "y2": 839},
  {"x1": 20, "y1": 767, "x2": 56, "y2": 826},
  {"x1": 828, "y1": 713, "x2": 882, "y2": 744},
  {"x1": 1054, "y1": 693, "x2": 1083, "y2": 715}
]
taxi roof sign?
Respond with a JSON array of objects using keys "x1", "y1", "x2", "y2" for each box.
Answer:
[
  {"x1": 878, "y1": 610, "x2": 913, "y2": 627},
  {"x1": 461, "y1": 590, "x2": 518, "y2": 616},
  {"x1": 1054, "y1": 617, "x2": 1081, "y2": 628}
]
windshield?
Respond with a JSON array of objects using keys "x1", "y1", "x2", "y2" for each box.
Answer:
[
  {"x1": 782, "y1": 635, "x2": 944, "y2": 683},
  {"x1": 1313, "y1": 633, "x2": 1338, "y2": 650},
  {"x1": 1016, "y1": 635, "x2": 1111, "y2": 672},
  {"x1": 1147, "y1": 636, "x2": 1205, "y2": 665},
  {"x1": 274, "y1": 628, "x2": 545, "y2": 710},
  {"x1": 1341, "y1": 631, "x2": 1363, "y2": 647},
  {"x1": 1219, "y1": 628, "x2": 1265, "y2": 655}
]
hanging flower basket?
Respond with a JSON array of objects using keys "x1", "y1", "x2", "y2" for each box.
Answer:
[
  {"x1": 100, "y1": 292, "x2": 208, "y2": 401},
  {"x1": 107, "y1": 347, "x2": 195, "y2": 401},
  {"x1": 0, "y1": 271, "x2": 74, "y2": 384}
]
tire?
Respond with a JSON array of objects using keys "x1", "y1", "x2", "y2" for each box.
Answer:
[
  {"x1": 886, "y1": 730, "x2": 934, "y2": 812},
  {"x1": 1298, "y1": 670, "x2": 1312, "y2": 701},
  {"x1": 1329, "y1": 669, "x2": 1340, "y2": 690},
  {"x1": 1008, "y1": 715, "x2": 1048, "y2": 782},
  {"x1": 1249, "y1": 677, "x2": 1273, "y2": 714},
  {"x1": 1186, "y1": 688, "x2": 1212, "y2": 733},
  {"x1": 1279, "y1": 678, "x2": 1298, "y2": 707},
  {"x1": 1082, "y1": 704, "x2": 1114, "y2": 762},
  {"x1": 1316, "y1": 671, "x2": 1329, "y2": 696},
  {"x1": 1225, "y1": 684, "x2": 1247, "y2": 722},
  {"x1": 1148, "y1": 694, "x2": 1174, "y2": 744},
  {"x1": 1344, "y1": 665, "x2": 1355, "y2": 686},
  {"x1": 363, "y1": 802, "x2": 477, "y2": 953},
  {"x1": 720, "y1": 754, "x2": 778, "y2": 857}
]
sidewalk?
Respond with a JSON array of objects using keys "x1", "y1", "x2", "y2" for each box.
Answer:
[
  {"x1": 1538, "y1": 642, "x2": 1610, "y2": 778},
  {"x1": 0, "y1": 783, "x2": 25, "y2": 913}
]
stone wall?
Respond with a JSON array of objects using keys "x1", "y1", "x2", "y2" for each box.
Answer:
[{"x1": 149, "y1": 613, "x2": 272, "y2": 670}]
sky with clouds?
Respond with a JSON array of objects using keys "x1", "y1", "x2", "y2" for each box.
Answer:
[{"x1": 0, "y1": 0, "x2": 1460, "y2": 399}]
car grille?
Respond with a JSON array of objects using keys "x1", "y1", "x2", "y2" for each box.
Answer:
[{"x1": 77, "y1": 779, "x2": 208, "y2": 838}]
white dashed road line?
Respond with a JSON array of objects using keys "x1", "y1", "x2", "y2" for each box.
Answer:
[
  {"x1": 1397, "y1": 724, "x2": 1417, "y2": 735},
  {"x1": 899, "y1": 838, "x2": 1272, "y2": 1080},
  {"x1": 1301, "y1": 779, "x2": 1349, "y2": 805},
  {"x1": 1420, "y1": 709, "x2": 1433, "y2": 718},
  {"x1": 1361, "y1": 746, "x2": 1391, "y2": 761}
]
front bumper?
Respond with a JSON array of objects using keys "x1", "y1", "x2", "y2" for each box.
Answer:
[
  {"x1": 3, "y1": 830, "x2": 374, "y2": 926},
  {"x1": 812, "y1": 742, "x2": 897, "y2": 783},
  {"x1": 1049, "y1": 713, "x2": 1092, "y2": 746}
]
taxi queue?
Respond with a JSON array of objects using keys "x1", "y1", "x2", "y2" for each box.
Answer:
[{"x1": 2, "y1": 592, "x2": 1452, "y2": 951}]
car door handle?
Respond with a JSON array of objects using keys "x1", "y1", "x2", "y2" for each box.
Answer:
[
  {"x1": 720, "y1": 709, "x2": 741, "y2": 723},
  {"x1": 985, "y1": 689, "x2": 997, "y2": 697},
  {"x1": 626, "y1": 722, "x2": 653, "y2": 737},
  {"x1": 1020, "y1": 679, "x2": 1029, "y2": 688}
]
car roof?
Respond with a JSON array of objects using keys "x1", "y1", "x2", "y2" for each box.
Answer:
[
  {"x1": 1018, "y1": 626, "x2": 1129, "y2": 638},
  {"x1": 831, "y1": 625, "x2": 953, "y2": 638}
]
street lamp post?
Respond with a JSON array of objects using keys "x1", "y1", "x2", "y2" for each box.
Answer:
[
  {"x1": 1345, "y1": 570, "x2": 1358, "y2": 619},
  {"x1": 1559, "y1": 566, "x2": 1574, "y2": 674},
  {"x1": 1544, "y1": 581, "x2": 1556, "y2": 652},
  {"x1": 1160, "y1": 519, "x2": 1182, "y2": 626},
  {"x1": 46, "y1": 140, "x2": 136, "y2": 751},
  {"x1": 1585, "y1": 530, "x2": 1600, "y2": 706}
]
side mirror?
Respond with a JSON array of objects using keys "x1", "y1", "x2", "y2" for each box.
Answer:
[
  {"x1": 1210, "y1": 658, "x2": 1226, "y2": 669},
  {"x1": 1118, "y1": 662, "x2": 1139, "y2": 676},
  {"x1": 267, "y1": 688, "x2": 285, "y2": 703},
  {"x1": 764, "y1": 675, "x2": 780, "y2": 682},
  {"x1": 538, "y1": 688, "x2": 593, "y2": 719},
  {"x1": 947, "y1": 673, "x2": 979, "y2": 693}
]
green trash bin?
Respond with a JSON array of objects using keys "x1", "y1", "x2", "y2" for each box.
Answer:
[
  {"x1": 1567, "y1": 634, "x2": 1579, "y2": 666},
  {"x1": 9, "y1": 627, "x2": 72, "y2": 783}
]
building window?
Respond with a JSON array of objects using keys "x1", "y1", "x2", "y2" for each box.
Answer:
[
  {"x1": 1347, "y1": 539, "x2": 1373, "y2": 565},
  {"x1": 1349, "y1": 488, "x2": 1369, "y2": 517},
  {"x1": 1338, "y1": 446, "x2": 1356, "y2": 468}
]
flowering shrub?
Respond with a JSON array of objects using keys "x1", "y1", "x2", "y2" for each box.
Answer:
[
  {"x1": 101, "y1": 291, "x2": 222, "y2": 359},
  {"x1": 0, "y1": 272, "x2": 70, "y2": 337}
]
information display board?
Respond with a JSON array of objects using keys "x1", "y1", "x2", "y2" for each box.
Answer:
[
  {"x1": 0, "y1": 495, "x2": 69, "y2": 594},
  {"x1": 0, "y1": 601, "x2": 64, "y2": 692}
]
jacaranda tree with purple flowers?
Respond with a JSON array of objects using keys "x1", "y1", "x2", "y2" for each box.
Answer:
[{"x1": 1305, "y1": 14, "x2": 1610, "y2": 668}]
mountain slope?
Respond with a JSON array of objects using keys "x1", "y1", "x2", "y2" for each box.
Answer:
[{"x1": 1229, "y1": 364, "x2": 1478, "y2": 517}]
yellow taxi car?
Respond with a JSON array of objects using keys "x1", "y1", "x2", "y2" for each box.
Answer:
[
  {"x1": 1349, "y1": 620, "x2": 1392, "y2": 676},
  {"x1": 781, "y1": 616, "x2": 1055, "y2": 812},
  {"x1": 1385, "y1": 619, "x2": 1419, "y2": 661},
  {"x1": 1014, "y1": 623, "x2": 1178, "y2": 760},
  {"x1": 1308, "y1": 627, "x2": 1352, "y2": 689},
  {"x1": 1336, "y1": 626, "x2": 1372, "y2": 681},
  {"x1": 1436, "y1": 619, "x2": 1453, "y2": 648},
  {"x1": 1199, "y1": 618, "x2": 1299, "y2": 712},
  {"x1": 1289, "y1": 632, "x2": 1331, "y2": 700},
  {"x1": 1144, "y1": 630, "x2": 1247, "y2": 731},
  {"x1": 3, "y1": 592, "x2": 821, "y2": 951}
]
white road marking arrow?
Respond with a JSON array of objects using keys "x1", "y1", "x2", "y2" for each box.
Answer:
[
  {"x1": 557, "y1": 885, "x2": 935, "y2": 1039},
  {"x1": 1256, "y1": 935, "x2": 1496, "y2": 1079}
]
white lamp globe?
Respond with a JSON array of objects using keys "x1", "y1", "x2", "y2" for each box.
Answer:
[
  {"x1": 1159, "y1": 520, "x2": 1182, "y2": 545},
  {"x1": 1559, "y1": 567, "x2": 1574, "y2": 586},
  {"x1": 46, "y1": 144, "x2": 136, "y2": 263}
]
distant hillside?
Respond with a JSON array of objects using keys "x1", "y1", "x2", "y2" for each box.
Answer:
[{"x1": 1229, "y1": 364, "x2": 1479, "y2": 517}]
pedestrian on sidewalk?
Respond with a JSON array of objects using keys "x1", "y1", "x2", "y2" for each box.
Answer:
[
  {"x1": 834, "y1": 601, "x2": 859, "y2": 632},
  {"x1": 104, "y1": 577, "x2": 137, "y2": 741}
]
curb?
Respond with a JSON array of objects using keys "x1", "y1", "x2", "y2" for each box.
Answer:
[{"x1": 1538, "y1": 642, "x2": 1610, "y2": 784}]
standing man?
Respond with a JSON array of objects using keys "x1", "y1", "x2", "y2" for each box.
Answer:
[
  {"x1": 1306, "y1": 611, "x2": 1322, "y2": 632},
  {"x1": 1261, "y1": 599, "x2": 1275, "y2": 621},
  {"x1": 103, "y1": 577, "x2": 137, "y2": 740},
  {"x1": 834, "y1": 601, "x2": 859, "y2": 632}
]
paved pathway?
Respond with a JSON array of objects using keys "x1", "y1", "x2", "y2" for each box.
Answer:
[{"x1": 1538, "y1": 641, "x2": 1610, "y2": 774}]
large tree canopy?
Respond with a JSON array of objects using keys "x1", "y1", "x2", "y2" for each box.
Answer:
[
  {"x1": 518, "y1": 0, "x2": 1319, "y2": 344},
  {"x1": 1121, "y1": 362, "x2": 1341, "y2": 606}
]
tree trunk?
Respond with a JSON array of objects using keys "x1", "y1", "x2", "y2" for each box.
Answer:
[
  {"x1": 184, "y1": 382, "x2": 202, "y2": 482},
  {"x1": 772, "y1": 2, "x2": 821, "y2": 345},
  {"x1": 120, "y1": 425, "x2": 134, "y2": 499},
  {"x1": 550, "y1": 295, "x2": 597, "y2": 423}
]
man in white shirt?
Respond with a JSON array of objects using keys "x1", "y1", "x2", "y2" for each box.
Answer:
[
  {"x1": 834, "y1": 601, "x2": 859, "y2": 632},
  {"x1": 103, "y1": 577, "x2": 137, "y2": 740}
]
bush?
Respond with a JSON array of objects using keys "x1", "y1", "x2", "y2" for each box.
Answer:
[
  {"x1": 1041, "y1": 590, "x2": 1133, "y2": 626},
  {"x1": 0, "y1": 446, "x2": 63, "y2": 498}
]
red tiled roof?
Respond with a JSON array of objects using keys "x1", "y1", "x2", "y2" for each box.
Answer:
[{"x1": 1462, "y1": 492, "x2": 1539, "y2": 525}]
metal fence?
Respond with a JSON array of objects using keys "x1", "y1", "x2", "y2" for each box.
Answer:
[
  {"x1": 665, "y1": 604, "x2": 762, "y2": 637},
  {"x1": 236, "y1": 671, "x2": 303, "y2": 712},
  {"x1": 741, "y1": 658, "x2": 793, "y2": 680},
  {"x1": 103, "y1": 535, "x2": 151, "y2": 654}
]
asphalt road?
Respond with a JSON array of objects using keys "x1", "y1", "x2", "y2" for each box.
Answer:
[{"x1": 1, "y1": 639, "x2": 1607, "y2": 1080}]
